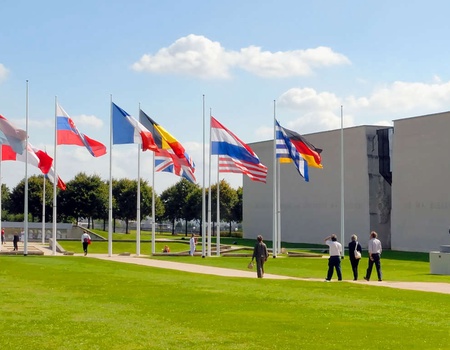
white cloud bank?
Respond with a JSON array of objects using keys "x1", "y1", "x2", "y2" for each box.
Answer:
[
  {"x1": 277, "y1": 80, "x2": 450, "y2": 133},
  {"x1": 132, "y1": 34, "x2": 350, "y2": 79},
  {"x1": 0, "y1": 63, "x2": 9, "y2": 83}
]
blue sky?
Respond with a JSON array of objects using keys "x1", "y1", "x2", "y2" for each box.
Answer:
[{"x1": 1, "y1": 0, "x2": 450, "y2": 193}]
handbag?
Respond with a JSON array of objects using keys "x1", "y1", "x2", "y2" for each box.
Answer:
[
  {"x1": 247, "y1": 261, "x2": 254, "y2": 269},
  {"x1": 354, "y1": 242, "x2": 361, "y2": 259}
]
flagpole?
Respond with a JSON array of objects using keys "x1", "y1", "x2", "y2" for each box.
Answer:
[
  {"x1": 0, "y1": 147, "x2": 2, "y2": 252},
  {"x1": 201, "y1": 95, "x2": 206, "y2": 258},
  {"x1": 216, "y1": 159, "x2": 220, "y2": 256},
  {"x1": 22, "y1": 80, "x2": 29, "y2": 256},
  {"x1": 42, "y1": 175, "x2": 46, "y2": 244},
  {"x1": 136, "y1": 104, "x2": 141, "y2": 257},
  {"x1": 207, "y1": 108, "x2": 212, "y2": 257},
  {"x1": 52, "y1": 96, "x2": 57, "y2": 255},
  {"x1": 340, "y1": 105, "x2": 345, "y2": 255},
  {"x1": 277, "y1": 160, "x2": 281, "y2": 255},
  {"x1": 275, "y1": 102, "x2": 281, "y2": 255},
  {"x1": 272, "y1": 101, "x2": 277, "y2": 258},
  {"x1": 108, "y1": 95, "x2": 113, "y2": 257},
  {"x1": 151, "y1": 151, "x2": 156, "y2": 255}
]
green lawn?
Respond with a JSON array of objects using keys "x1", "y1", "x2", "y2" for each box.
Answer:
[
  {"x1": 60, "y1": 238, "x2": 450, "y2": 283},
  {"x1": 0, "y1": 256, "x2": 448, "y2": 350}
]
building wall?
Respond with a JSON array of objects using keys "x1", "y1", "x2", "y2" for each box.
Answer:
[
  {"x1": 244, "y1": 125, "x2": 390, "y2": 248},
  {"x1": 391, "y1": 111, "x2": 450, "y2": 252}
]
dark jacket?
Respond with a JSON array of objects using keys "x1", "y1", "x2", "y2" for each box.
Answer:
[
  {"x1": 348, "y1": 241, "x2": 362, "y2": 261},
  {"x1": 252, "y1": 242, "x2": 268, "y2": 261}
]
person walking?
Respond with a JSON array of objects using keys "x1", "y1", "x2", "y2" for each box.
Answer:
[
  {"x1": 364, "y1": 231, "x2": 383, "y2": 281},
  {"x1": 189, "y1": 234, "x2": 197, "y2": 256},
  {"x1": 252, "y1": 235, "x2": 269, "y2": 278},
  {"x1": 1, "y1": 228, "x2": 5, "y2": 245},
  {"x1": 348, "y1": 234, "x2": 362, "y2": 280},
  {"x1": 81, "y1": 230, "x2": 91, "y2": 256},
  {"x1": 13, "y1": 232, "x2": 20, "y2": 251},
  {"x1": 324, "y1": 234, "x2": 343, "y2": 281}
]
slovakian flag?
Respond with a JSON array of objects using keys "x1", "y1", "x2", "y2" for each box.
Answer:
[
  {"x1": 281, "y1": 127, "x2": 323, "y2": 168},
  {"x1": 276, "y1": 119, "x2": 308, "y2": 182},
  {"x1": 155, "y1": 149, "x2": 196, "y2": 183},
  {"x1": 112, "y1": 103, "x2": 157, "y2": 152},
  {"x1": 0, "y1": 114, "x2": 27, "y2": 155},
  {"x1": 210, "y1": 116, "x2": 267, "y2": 183},
  {"x1": 139, "y1": 110, "x2": 195, "y2": 171},
  {"x1": 1, "y1": 143, "x2": 66, "y2": 190},
  {"x1": 56, "y1": 104, "x2": 106, "y2": 157}
]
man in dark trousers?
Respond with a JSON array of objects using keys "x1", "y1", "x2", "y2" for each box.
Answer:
[
  {"x1": 13, "y1": 232, "x2": 20, "y2": 251},
  {"x1": 252, "y1": 235, "x2": 269, "y2": 278},
  {"x1": 364, "y1": 231, "x2": 383, "y2": 281}
]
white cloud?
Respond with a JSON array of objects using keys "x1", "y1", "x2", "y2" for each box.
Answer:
[
  {"x1": 132, "y1": 34, "x2": 350, "y2": 79},
  {"x1": 0, "y1": 63, "x2": 8, "y2": 83},
  {"x1": 72, "y1": 114, "x2": 104, "y2": 129},
  {"x1": 278, "y1": 80, "x2": 450, "y2": 133}
]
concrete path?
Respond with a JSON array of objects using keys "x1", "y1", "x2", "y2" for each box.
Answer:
[
  {"x1": 3, "y1": 243, "x2": 449, "y2": 295},
  {"x1": 89, "y1": 254, "x2": 450, "y2": 295}
]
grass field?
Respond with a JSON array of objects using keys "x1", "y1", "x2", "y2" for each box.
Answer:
[{"x1": 0, "y1": 254, "x2": 449, "y2": 350}]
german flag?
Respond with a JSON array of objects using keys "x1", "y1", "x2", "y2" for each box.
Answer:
[{"x1": 281, "y1": 127, "x2": 323, "y2": 168}]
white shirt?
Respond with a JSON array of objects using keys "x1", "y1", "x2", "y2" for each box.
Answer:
[
  {"x1": 81, "y1": 233, "x2": 91, "y2": 242},
  {"x1": 326, "y1": 240, "x2": 342, "y2": 256},
  {"x1": 368, "y1": 238, "x2": 382, "y2": 255}
]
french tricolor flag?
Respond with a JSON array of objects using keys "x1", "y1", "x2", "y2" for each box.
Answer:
[{"x1": 112, "y1": 103, "x2": 157, "y2": 152}]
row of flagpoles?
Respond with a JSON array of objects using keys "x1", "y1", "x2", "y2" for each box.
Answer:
[{"x1": 0, "y1": 85, "x2": 325, "y2": 257}]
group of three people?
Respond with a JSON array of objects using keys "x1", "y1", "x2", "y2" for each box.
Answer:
[{"x1": 325, "y1": 231, "x2": 383, "y2": 282}]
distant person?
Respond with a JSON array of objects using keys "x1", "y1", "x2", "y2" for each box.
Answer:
[
  {"x1": 13, "y1": 232, "x2": 20, "y2": 251},
  {"x1": 364, "y1": 231, "x2": 383, "y2": 281},
  {"x1": 189, "y1": 234, "x2": 197, "y2": 256},
  {"x1": 81, "y1": 230, "x2": 91, "y2": 256},
  {"x1": 252, "y1": 235, "x2": 269, "y2": 278},
  {"x1": 1, "y1": 228, "x2": 4, "y2": 245},
  {"x1": 348, "y1": 234, "x2": 362, "y2": 280},
  {"x1": 163, "y1": 245, "x2": 170, "y2": 253},
  {"x1": 324, "y1": 234, "x2": 343, "y2": 281}
]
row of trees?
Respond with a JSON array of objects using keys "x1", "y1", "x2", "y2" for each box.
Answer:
[{"x1": 1, "y1": 172, "x2": 242, "y2": 235}]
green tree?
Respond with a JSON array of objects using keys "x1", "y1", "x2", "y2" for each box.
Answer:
[
  {"x1": 7, "y1": 175, "x2": 50, "y2": 222},
  {"x1": 58, "y1": 173, "x2": 107, "y2": 226},
  {"x1": 160, "y1": 179, "x2": 200, "y2": 235},
  {"x1": 232, "y1": 186, "x2": 243, "y2": 223},
  {"x1": 209, "y1": 180, "x2": 238, "y2": 235},
  {"x1": 112, "y1": 178, "x2": 159, "y2": 233}
]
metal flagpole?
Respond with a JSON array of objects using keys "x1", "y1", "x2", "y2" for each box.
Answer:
[
  {"x1": 136, "y1": 104, "x2": 141, "y2": 257},
  {"x1": 52, "y1": 95, "x2": 57, "y2": 255},
  {"x1": 201, "y1": 95, "x2": 206, "y2": 258},
  {"x1": 136, "y1": 143, "x2": 141, "y2": 256},
  {"x1": 23, "y1": 81, "x2": 29, "y2": 256},
  {"x1": 272, "y1": 101, "x2": 277, "y2": 258},
  {"x1": 0, "y1": 147, "x2": 2, "y2": 252},
  {"x1": 340, "y1": 105, "x2": 345, "y2": 255},
  {"x1": 207, "y1": 108, "x2": 212, "y2": 257},
  {"x1": 216, "y1": 163, "x2": 220, "y2": 256},
  {"x1": 42, "y1": 175, "x2": 46, "y2": 244},
  {"x1": 108, "y1": 96, "x2": 113, "y2": 257},
  {"x1": 151, "y1": 151, "x2": 156, "y2": 255}
]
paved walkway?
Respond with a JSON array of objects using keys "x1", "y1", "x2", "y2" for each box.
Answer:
[
  {"x1": 90, "y1": 254, "x2": 450, "y2": 295},
  {"x1": 2, "y1": 243, "x2": 449, "y2": 295}
]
